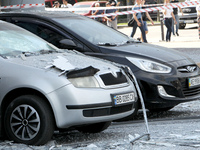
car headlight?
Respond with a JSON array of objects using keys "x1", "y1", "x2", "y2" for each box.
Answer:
[
  {"x1": 68, "y1": 76, "x2": 100, "y2": 88},
  {"x1": 126, "y1": 57, "x2": 172, "y2": 73}
]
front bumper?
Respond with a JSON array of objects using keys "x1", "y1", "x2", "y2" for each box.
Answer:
[
  {"x1": 134, "y1": 69, "x2": 200, "y2": 110},
  {"x1": 46, "y1": 83, "x2": 137, "y2": 128},
  {"x1": 179, "y1": 13, "x2": 197, "y2": 24}
]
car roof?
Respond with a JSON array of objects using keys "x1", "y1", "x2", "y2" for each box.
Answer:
[
  {"x1": 74, "y1": 1, "x2": 107, "y2": 5},
  {"x1": 0, "y1": 11, "x2": 84, "y2": 19}
]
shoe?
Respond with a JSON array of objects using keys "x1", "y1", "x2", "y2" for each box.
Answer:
[
  {"x1": 137, "y1": 38, "x2": 141, "y2": 41},
  {"x1": 176, "y1": 32, "x2": 179, "y2": 36}
]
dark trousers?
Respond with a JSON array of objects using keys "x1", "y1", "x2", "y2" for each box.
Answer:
[
  {"x1": 164, "y1": 18, "x2": 172, "y2": 41},
  {"x1": 198, "y1": 17, "x2": 200, "y2": 39},
  {"x1": 130, "y1": 19, "x2": 147, "y2": 43}
]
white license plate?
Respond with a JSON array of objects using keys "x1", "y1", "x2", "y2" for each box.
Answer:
[
  {"x1": 188, "y1": 76, "x2": 200, "y2": 88},
  {"x1": 113, "y1": 92, "x2": 135, "y2": 106},
  {"x1": 184, "y1": 20, "x2": 194, "y2": 23}
]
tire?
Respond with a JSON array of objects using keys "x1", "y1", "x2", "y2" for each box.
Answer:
[
  {"x1": 179, "y1": 23, "x2": 186, "y2": 29},
  {"x1": 77, "y1": 122, "x2": 111, "y2": 133},
  {"x1": 148, "y1": 107, "x2": 174, "y2": 112},
  {"x1": 4, "y1": 95, "x2": 55, "y2": 145}
]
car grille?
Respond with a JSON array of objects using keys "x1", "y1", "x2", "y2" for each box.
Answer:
[
  {"x1": 100, "y1": 72, "x2": 127, "y2": 86},
  {"x1": 83, "y1": 104, "x2": 134, "y2": 117},
  {"x1": 177, "y1": 65, "x2": 197, "y2": 73},
  {"x1": 182, "y1": 7, "x2": 196, "y2": 13},
  {"x1": 181, "y1": 79, "x2": 200, "y2": 97}
]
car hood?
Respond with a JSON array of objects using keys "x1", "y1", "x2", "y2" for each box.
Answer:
[
  {"x1": 7, "y1": 51, "x2": 122, "y2": 75},
  {"x1": 100, "y1": 42, "x2": 195, "y2": 65}
]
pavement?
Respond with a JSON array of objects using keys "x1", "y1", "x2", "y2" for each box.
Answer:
[{"x1": 118, "y1": 23, "x2": 200, "y2": 49}]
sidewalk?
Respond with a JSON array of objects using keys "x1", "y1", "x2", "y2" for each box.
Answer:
[{"x1": 118, "y1": 23, "x2": 199, "y2": 48}]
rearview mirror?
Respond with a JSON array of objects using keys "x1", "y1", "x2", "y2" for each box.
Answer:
[{"x1": 59, "y1": 39, "x2": 77, "y2": 49}]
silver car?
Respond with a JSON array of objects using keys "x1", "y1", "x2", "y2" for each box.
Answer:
[{"x1": 0, "y1": 20, "x2": 137, "y2": 145}]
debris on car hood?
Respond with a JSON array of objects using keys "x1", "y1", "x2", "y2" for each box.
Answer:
[{"x1": 7, "y1": 52, "x2": 121, "y2": 75}]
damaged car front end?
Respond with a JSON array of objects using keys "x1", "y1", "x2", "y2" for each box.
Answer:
[{"x1": 0, "y1": 20, "x2": 138, "y2": 145}]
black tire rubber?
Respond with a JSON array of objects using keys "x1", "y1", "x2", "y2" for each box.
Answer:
[
  {"x1": 77, "y1": 121, "x2": 111, "y2": 133},
  {"x1": 179, "y1": 23, "x2": 186, "y2": 29},
  {"x1": 4, "y1": 95, "x2": 55, "y2": 145}
]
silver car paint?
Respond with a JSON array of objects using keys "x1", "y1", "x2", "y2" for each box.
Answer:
[{"x1": 0, "y1": 50, "x2": 137, "y2": 129}]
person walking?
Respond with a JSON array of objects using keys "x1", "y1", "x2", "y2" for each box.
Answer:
[
  {"x1": 92, "y1": 3, "x2": 105, "y2": 24},
  {"x1": 162, "y1": 0, "x2": 177, "y2": 42},
  {"x1": 140, "y1": 0, "x2": 154, "y2": 42},
  {"x1": 170, "y1": 0, "x2": 183, "y2": 36},
  {"x1": 130, "y1": 0, "x2": 147, "y2": 43},
  {"x1": 61, "y1": 0, "x2": 72, "y2": 8},
  {"x1": 197, "y1": 4, "x2": 200, "y2": 39},
  {"x1": 53, "y1": 1, "x2": 61, "y2": 8},
  {"x1": 104, "y1": 2, "x2": 118, "y2": 30}
]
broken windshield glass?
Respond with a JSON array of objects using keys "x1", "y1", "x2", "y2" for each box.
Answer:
[{"x1": 0, "y1": 22, "x2": 58, "y2": 57}]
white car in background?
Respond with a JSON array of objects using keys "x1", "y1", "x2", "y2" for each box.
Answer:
[{"x1": 179, "y1": 0, "x2": 199, "y2": 29}]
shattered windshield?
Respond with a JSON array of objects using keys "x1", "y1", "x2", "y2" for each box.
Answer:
[
  {"x1": 0, "y1": 21, "x2": 58, "y2": 57},
  {"x1": 53, "y1": 17, "x2": 132, "y2": 45}
]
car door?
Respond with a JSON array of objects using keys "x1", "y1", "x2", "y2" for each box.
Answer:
[{"x1": 9, "y1": 17, "x2": 92, "y2": 52}]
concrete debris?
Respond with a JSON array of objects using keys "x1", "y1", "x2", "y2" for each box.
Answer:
[
  {"x1": 49, "y1": 56, "x2": 76, "y2": 71},
  {"x1": 87, "y1": 143, "x2": 98, "y2": 148},
  {"x1": 140, "y1": 140, "x2": 176, "y2": 147}
]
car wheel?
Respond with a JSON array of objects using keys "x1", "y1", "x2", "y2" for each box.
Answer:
[
  {"x1": 4, "y1": 95, "x2": 55, "y2": 145},
  {"x1": 77, "y1": 121, "x2": 111, "y2": 133},
  {"x1": 179, "y1": 23, "x2": 186, "y2": 29},
  {"x1": 148, "y1": 106, "x2": 174, "y2": 112}
]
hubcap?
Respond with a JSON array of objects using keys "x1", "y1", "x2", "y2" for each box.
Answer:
[{"x1": 10, "y1": 105, "x2": 40, "y2": 141}]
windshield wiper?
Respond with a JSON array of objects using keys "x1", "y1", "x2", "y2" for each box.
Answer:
[
  {"x1": 22, "y1": 51, "x2": 37, "y2": 56},
  {"x1": 97, "y1": 42, "x2": 117, "y2": 46},
  {"x1": 39, "y1": 49, "x2": 57, "y2": 54},
  {"x1": 126, "y1": 39, "x2": 141, "y2": 43}
]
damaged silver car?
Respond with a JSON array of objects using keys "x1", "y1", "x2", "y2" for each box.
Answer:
[{"x1": 0, "y1": 20, "x2": 138, "y2": 145}]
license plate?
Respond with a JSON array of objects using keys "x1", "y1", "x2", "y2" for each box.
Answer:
[
  {"x1": 184, "y1": 20, "x2": 194, "y2": 23},
  {"x1": 188, "y1": 76, "x2": 200, "y2": 88},
  {"x1": 112, "y1": 92, "x2": 135, "y2": 106}
]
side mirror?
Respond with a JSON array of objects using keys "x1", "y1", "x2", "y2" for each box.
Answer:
[{"x1": 59, "y1": 39, "x2": 77, "y2": 49}]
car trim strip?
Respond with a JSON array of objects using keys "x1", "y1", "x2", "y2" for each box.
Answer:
[{"x1": 66, "y1": 102, "x2": 112, "y2": 109}]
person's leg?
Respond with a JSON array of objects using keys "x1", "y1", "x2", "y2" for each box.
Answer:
[
  {"x1": 198, "y1": 17, "x2": 200, "y2": 39},
  {"x1": 164, "y1": 18, "x2": 171, "y2": 41},
  {"x1": 164, "y1": 19, "x2": 169, "y2": 41},
  {"x1": 107, "y1": 20, "x2": 112, "y2": 27},
  {"x1": 112, "y1": 19, "x2": 117, "y2": 30},
  {"x1": 171, "y1": 17, "x2": 175, "y2": 35},
  {"x1": 175, "y1": 14, "x2": 179, "y2": 36},
  {"x1": 139, "y1": 22, "x2": 147, "y2": 43},
  {"x1": 168, "y1": 18, "x2": 172, "y2": 41},
  {"x1": 141, "y1": 21, "x2": 148, "y2": 42},
  {"x1": 130, "y1": 21, "x2": 138, "y2": 38}
]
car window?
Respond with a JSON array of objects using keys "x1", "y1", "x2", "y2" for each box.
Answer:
[
  {"x1": 0, "y1": 21, "x2": 57, "y2": 57},
  {"x1": 99, "y1": 3, "x2": 106, "y2": 7},
  {"x1": 45, "y1": 2, "x2": 52, "y2": 8},
  {"x1": 53, "y1": 17, "x2": 130, "y2": 45},
  {"x1": 73, "y1": 4, "x2": 91, "y2": 14},
  {"x1": 14, "y1": 22, "x2": 66, "y2": 48}
]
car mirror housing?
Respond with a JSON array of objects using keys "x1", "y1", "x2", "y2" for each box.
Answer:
[{"x1": 59, "y1": 39, "x2": 77, "y2": 49}]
